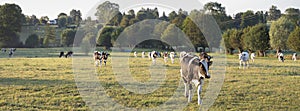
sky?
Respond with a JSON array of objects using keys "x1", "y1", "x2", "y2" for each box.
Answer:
[{"x1": 0, "y1": 0, "x2": 300, "y2": 20}]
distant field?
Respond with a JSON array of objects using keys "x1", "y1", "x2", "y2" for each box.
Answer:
[{"x1": 0, "y1": 49, "x2": 299, "y2": 110}]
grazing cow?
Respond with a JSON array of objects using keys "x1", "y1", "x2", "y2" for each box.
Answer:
[
  {"x1": 134, "y1": 51, "x2": 137, "y2": 58},
  {"x1": 278, "y1": 52, "x2": 284, "y2": 62},
  {"x1": 163, "y1": 52, "x2": 168, "y2": 63},
  {"x1": 180, "y1": 52, "x2": 212, "y2": 105},
  {"x1": 141, "y1": 52, "x2": 145, "y2": 58},
  {"x1": 150, "y1": 51, "x2": 159, "y2": 64},
  {"x1": 292, "y1": 53, "x2": 297, "y2": 61},
  {"x1": 65, "y1": 51, "x2": 73, "y2": 58},
  {"x1": 59, "y1": 52, "x2": 64, "y2": 58},
  {"x1": 239, "y1": 52, "x2": 249, "y2": 69},
  {"x1": 170, "y1": 52, "x2": 175, "y2": 64},
  {"x1": 250, "y1": 53, "x2": 255, "y2": 62}
]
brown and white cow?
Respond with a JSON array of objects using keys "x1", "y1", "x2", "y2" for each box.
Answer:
[{"x1": 180, "y1": 52, "x2": 213, "y2": 105}]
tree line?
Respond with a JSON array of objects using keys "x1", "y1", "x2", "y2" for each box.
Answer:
[{"x1": 0, "y1": 1, "x2": 299, "y2": 55}]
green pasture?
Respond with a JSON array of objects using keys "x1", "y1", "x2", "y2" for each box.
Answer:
[{"x1": 0, "y1": 48, "x2": 299, "y2": 110}]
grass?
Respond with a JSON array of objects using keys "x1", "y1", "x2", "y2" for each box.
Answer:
[{"x1": 0, "y1": 48, "x2": 299, "y2": 110}]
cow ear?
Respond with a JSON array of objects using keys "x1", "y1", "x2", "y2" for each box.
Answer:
[{"x1": 208, "y1": 61, "x2": 213, "y2": 66}]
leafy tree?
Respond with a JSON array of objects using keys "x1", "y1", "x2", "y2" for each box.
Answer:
[
  {"x1": 284, "y1": 8, "x2": 300, "y2": 25},
  {"x1": 161, "y1": 24, "x2": 185, "y2": 46},
  {"x1": 230, "y1": 29, "x2": 244, "y2": 53},
  {"x1": 97, "y1": 27, "x2": 114, "y2": 49},
  {"x1": 95, "y1": 1, "x2": 119, "y2": 24},
  {"x1": 70, "y1": 9, "x2": 82, "y2": 25},
  {"x1": 29, "y1": 15, "x2": 40, "y2": 25},
  {"x1": 243, "y1": 24, "x2": 270, "y2": 56},
  {"x1": 153, "y1": 21, "x2": 169, "y2": 38},
  {"x1": 159, "y1": 12, "x2": 168, "y2": 21},
  {"x1": 81, "y1": 37, "x2": 91, "y2": 55},
  {"x1": 240, "y1": 10, "x2": 259, "y2": 28},
  {"x1": 120, "y1": 15, "x2": 130, "y2": 27},
  {"x1": 269, "y1": 17, "x2": 295, "y2": 53},
  {"x1": 61, "y1": 29, "x2": 76, "y2": 47},
  {"x1": 25, "y1": 34, "x2": 39, "y2": 48},
  {"x1": 43, "y1": 25, "x2": 56, "y2": 47},
  {"x1": 58, "y1": 16, "x2": 68, "y2": 28},
  {"x1": 221, "y1": 29, "x2": 234, "y2": 54},
  {"x1": 182, "y1": 17, "x2": 208, "y2": 51},
  {"x1": 287, "y1": 27, "x2": 300, "y2": 51},
  {"x1": 168, "y1": 11, "x2": 178, "y2": 22},
  {"x1": 0, "y1": 3, "x2": 24, "y2": 47},
  {"x1": 267, "y1": 5, "x2": 281, "y2": 21},
  {"x1": 40, "y1": 16, "x2": 49, "y2": 24},
  {"x1": 109, "y1": 12, "x2": 122, "y2": 26}
]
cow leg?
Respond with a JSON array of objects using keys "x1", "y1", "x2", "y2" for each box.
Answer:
[
  {"x1": 95, "y1": 60, "x2": 99, "y2": 67},
  {"x1": 239, "y1": 61, "x2": 242, "y2": 69},
  {"x1": 188, "y1": 83, "x2": 193, "y2": 102},
  {"x1": 184, "y1": 82, "x2": 189, "y2": 98},
  {"x1": 197, "y1": 79, "x2": 204, "y2": 105}
]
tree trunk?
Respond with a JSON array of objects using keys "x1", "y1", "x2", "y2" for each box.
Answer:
[{"x1": 258, "y1": 50, "x2": 264, "y2": 57}]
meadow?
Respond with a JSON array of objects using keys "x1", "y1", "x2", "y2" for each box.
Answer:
[{"x1": 0, "y1": 48, "x2": 299, "y2": 110}]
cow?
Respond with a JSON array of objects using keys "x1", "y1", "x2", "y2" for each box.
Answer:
[
  {"x1": 101, "y1": 52, "x2": 110, "y2": 66},
  {"x1": 277, "y1": 52, "x2": 284, "y2": 62},
  {"x1": 250, "y1": 53, "x2": 255, "y2": 62},
  {"x1": 163, "y1": 52, "x2": 168, "y2": 63},
  {"x1": 180, "y1": 51, "x2": 212, "y2": 105},
  {"x1": 141, "y1": 51, "x2": 145, "y2": 58},
  {"x1": 292, "y1": 53, "x2": 297, "y2": 61},
  {"x1": 1, "y1": 48, "x2": 6, "y2": 53},
  {"x1": 134, "y1": 51, "x2": 137, "y2": 58},
  {"x1": 170, "y1": 52, "x2": 175, "y2": 64},
  {"x1": 59, "y1": 52, "x2": 64, "y2": 58},
  {"x1": 150, "y1": 51, "x2": 159, "y2": 64},
  {"x1": 65, "y1": 51, "x2": 73, "y2": 58},
  {"x1": 93, "y1": 51, "x2": 102, "y2": 66},
  {"x1": 239, "y1": 52, "x2": 249, "y2": 69}
]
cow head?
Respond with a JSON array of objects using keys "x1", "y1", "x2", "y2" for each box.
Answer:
[{"x1": 199, "y1": 52, "x2": 213, "y2": 70}]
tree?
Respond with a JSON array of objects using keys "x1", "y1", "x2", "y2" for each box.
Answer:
[
  {"x1": 284, "y1": 8, "x2": 300, "y2": 25},
  {"x1": 229, "y1": 29, "x2": 244, "y2": 53},
  {"x1": 58, "y1": 16, "x2": 68, "y2": 28},
  {"x1": 287, "y1": 27, "x2": 300, "y2": 51},
  {"x1": 61, "y1": 29, "x2": 76, "y2": 47},
  {"x1": 109, "y1": 12, "x2": 122, "y2": 26},
  {"x1": 168, "y1": 11, "x2": 178, "y2": 22},
  {"x1": 161, "y1": 24, "x2": 184, "y2": 47},
  {"x1": 70, "y1": 9, "x2": 82, "y2": 25},
  {"x1": 40, "y1": 16, "x2": 49, "y2": 24},
  {"x1": 182, "y1": 17, "x2": 208, "y2": 51},
  {"x1": 97, "y1": 27, "x2": 114, "y2": 49},
  {"x1": 0, "y1": 3, "x2": 24, "y2": 47},
  {"x1": 240, "y1": 10, "x2": 259, "y2": 28},
  {"x1": 267, "y1": 5, "x2": 281, "y2": 21},
  {"x1": 95, "y1": 1, "x2": 119, "y2": 24},
  {"x1": 43, "y1": 25, "x2": 56, "y2": 47},
  {"x1": 81, "y1": 37, "x2": 91, "y2": 55},
  {"x1": 221, "y1": 29, "x2": 234, "y2": 54},
  {"x1": 25, "y1": 34, "x2": 39, "y2": 48},
  {"x1": 243, "y1": 24, "x2": 270, "y2": 56},
  {"x1": 269, "y1": 17, "x2": 295, "y2": 53}
]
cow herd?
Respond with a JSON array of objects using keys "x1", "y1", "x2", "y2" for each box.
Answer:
[{"x1": 1, "y1": 48, "x2": 16, "y2": 57}]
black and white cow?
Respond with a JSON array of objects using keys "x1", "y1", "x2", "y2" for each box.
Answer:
[
  {"x1": 65, "y1": 51, "x2": 73, "y2": 58},
  {"x1": 250, "y1": 53, "x2": 255, "y2": 62},
  {"x1": 94, "y1": 51, "x2": 102, "y2": 66},
  {"x1": 277, "y1": 52, "x2": 284, "y2": 62},
  {"x1": 150, "y1": 51, "x2": 159, "y2": 64},
  {"x1": 292, "y1": 53, "x2": 297, "y2": 61},
  {"x1": 101, "y1": 52, "x2": 110, "y2": 66},
  {"x1": 59, "y1": 52, "x2": 64, "y2": 58},
  {"x1": 239, "y1": 52, "x2": 249, "y2": 69},
  {"x1": 180, "y1": 52, "x2": 213, "y2": 105}
]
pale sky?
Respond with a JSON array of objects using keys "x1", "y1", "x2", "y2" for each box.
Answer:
[{"x1": 0, "y1": 0, "x2": 299, "y2": 20}]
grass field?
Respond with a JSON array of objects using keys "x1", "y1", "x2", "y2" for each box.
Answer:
[{"x1": 0, "y1": 48, "x2": 299, "y2": 110}]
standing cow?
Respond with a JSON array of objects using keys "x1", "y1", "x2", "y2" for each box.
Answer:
[
  {"x1": 180, "y1": 52, "x2": 212, "y2": 105},
  {"x1": 170, "y1": 52, "x2": 175, "y2": 64},
  {"x1": 150, "y1": 51, "x2": 159, "y2": 64},
  {"x1": 134, "y1": 51, "x2": 137, "y2": 58},
  {"x1": 250, "y1": 53, "x2": 255, "y2": 62},
  {"x1": 239, "y1": 52, "x2": 249, "y2": 69},
  {"x1": 163, "y1": 52, "x2": 168, "y2": 63},
  {"x1": 278, "y1": 52, "x2": 284, "y2": 62},
  {"x1": 292, "y1": 53, "x2": 297, "y2": 61},
  {"x1": 141, "y1": 51, "x2": 145, "y2": 58}
]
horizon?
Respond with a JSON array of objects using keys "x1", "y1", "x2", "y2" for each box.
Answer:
[{"x1": 0, "y1": 0, "x2": 299, "y2": 20}]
